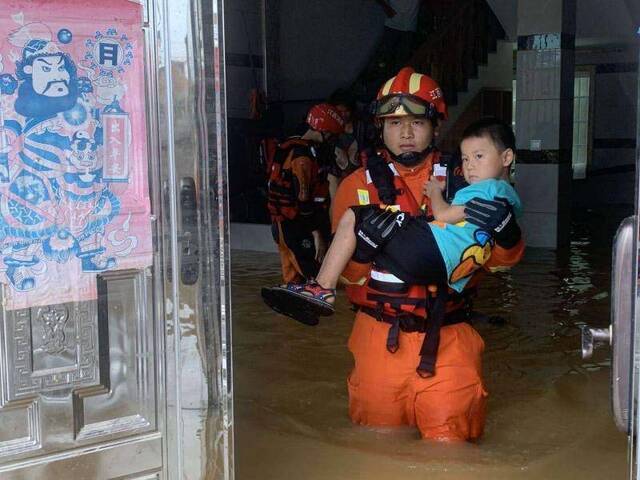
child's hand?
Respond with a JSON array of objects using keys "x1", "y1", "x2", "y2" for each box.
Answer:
[{"x1": 423, "y1": 178, "x2": 445, "y2": 198}]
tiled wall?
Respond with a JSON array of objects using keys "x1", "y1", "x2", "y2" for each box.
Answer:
[
  {"x1": 514, "y1": 0, "x2": 576, "y2": 248},
  {"x1": 515, "y1": 43, "x2": 575, "y2": 153}
]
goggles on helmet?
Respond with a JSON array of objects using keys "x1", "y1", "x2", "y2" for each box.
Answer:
[{"x1": 374, "y1": 94, "x2": 438, "y2": 118}]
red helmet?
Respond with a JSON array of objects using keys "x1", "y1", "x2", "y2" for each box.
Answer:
[
  {"x1": 375, "y1": 67, "x2": 448, "y2": 120},
  {"x1": 306, "y1": 103, "x2": 345, "y2": 134}
]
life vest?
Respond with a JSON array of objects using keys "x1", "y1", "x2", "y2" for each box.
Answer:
[
  {"x1": 266, "y1": 138, "x2": 329, "y2": 222},
  {"x1": 346, "y1": 149, "x2": 446, "y2": 319},
  {"x1": 347, "y1": 149, "x2": 478, "y2": 376}
]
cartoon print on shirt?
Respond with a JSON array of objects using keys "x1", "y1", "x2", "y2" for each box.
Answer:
[{"x1": 449, "y1": 228, "x2": 493, "y2": 284}]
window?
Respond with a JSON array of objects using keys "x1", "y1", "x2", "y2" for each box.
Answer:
[{"x1": 572, "y1": 70, "x2": 593, "y2": 179}]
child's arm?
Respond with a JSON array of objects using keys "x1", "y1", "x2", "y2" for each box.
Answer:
[{"x1": 423, "y1": 178, "x2": 466, "y2": 224}]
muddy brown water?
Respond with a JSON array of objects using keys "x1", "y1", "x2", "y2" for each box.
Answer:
[{"x1": 232, "y1": 210, "x2": 630, "y2": 479}]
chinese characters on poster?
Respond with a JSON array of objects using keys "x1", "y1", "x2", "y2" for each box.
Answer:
[{"x1": 0, "y1": 0, "x2": 152, "y2": 309}]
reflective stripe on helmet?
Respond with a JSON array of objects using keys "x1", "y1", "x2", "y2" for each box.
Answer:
[{"x1": 377, "y1": 67, "x2": 448, "y2": 120}]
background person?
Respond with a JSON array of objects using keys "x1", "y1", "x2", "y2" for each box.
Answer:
[{"x1": 266, "y1": 103, "x2": 345, "y2": 284}]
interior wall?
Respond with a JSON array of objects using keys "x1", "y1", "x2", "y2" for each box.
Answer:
[
  {"x1": 225, "y1": 0, "x2": 265, "y2": 120},
  {"x1": 224, "y1": 0, "x2": 272, "y2": 223},
  {"x1": 573, "y1": 45, "x2": 638, "y2": 207},
  {"x1": 275, "y1": 0, "x2": 386, "y2": 131}
]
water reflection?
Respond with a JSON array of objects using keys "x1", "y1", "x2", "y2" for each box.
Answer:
[{"x1": 232, "y1": 208, "x2": 630, "y2": 479}]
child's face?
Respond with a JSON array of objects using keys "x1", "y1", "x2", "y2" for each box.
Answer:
[
  {"x1": 460, "y1": 135, "x2": 513, "y2": 184},
  {"x1": 383, "y1": 115, "x2": 434, "y2": 157}
]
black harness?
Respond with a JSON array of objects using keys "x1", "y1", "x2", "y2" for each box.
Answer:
[{"x1": 362, "y1": 151, "x2": 474, "y2": 377}]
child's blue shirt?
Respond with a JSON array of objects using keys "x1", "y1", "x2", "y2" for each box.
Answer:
[{"x1": 429, "y1": 178, "x2": 522, "y2": 292}]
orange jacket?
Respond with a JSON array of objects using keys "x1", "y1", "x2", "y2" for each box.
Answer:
[{"x1": 332, "y1": 149, "x2": 525, "y2": 315}]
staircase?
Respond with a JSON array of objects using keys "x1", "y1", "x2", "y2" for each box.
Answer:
[
  {"x1": 350, "y1": 0, "x2": 512, "y2": 150},
  {"x1": 408, "y1": 0, "x2": 506, "y2": 107},
  {"x1": 436, "y1": 38, "x2": 514, "y2": 149},
  {"x1": 353, "y1": 0, "x2": 507, "y2": 108}
]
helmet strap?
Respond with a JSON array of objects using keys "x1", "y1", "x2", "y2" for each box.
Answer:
[{"x1": 389, "y1": 142, "x2": 436, "y2": 167}]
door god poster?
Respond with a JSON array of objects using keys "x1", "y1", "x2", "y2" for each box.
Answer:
[{"x1": 0, "y1": 0, "x2": 152, "y2": 309}]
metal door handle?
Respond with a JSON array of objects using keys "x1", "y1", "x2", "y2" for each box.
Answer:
[
  {"x1": 580, "y1": 216, "x2": 634, "y2": 434},
  {"x1": 180, "y1": 177, "x2": 199, "y2": 285},
  {"x1": 580, "y1": 325, "x2": 611, "y2": 360}
]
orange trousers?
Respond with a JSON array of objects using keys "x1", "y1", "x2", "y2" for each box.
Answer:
[
  {"x1": 347, "y1": 310, "x2": 487, "y2": 441},
  {"x1": 277, "y1": 234, "x2": 305, "y2": 283},
  {"x1": 274, "y1": 220, "x2": 319, "y2": 283}
]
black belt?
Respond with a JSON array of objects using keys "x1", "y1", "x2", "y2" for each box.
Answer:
[{"x1": 360, "y1": 294, "x2": 469, "y2": 378}]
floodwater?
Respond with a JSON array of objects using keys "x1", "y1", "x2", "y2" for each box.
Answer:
[{"x1": 231, "y1": 208, "x2": 631, "y2": 480}]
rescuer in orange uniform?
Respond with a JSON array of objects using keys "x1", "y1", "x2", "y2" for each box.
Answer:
[
  {"x1": 267, "y1": 103, "x2": 345, "y2": 284},
  {"x1": 330, "y1": 67, "x2": 524, "y2": 441}
]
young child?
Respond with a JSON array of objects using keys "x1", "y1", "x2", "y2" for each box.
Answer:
[{"x1": 262, "y1": 118, "x2": 522, "y2": 323}]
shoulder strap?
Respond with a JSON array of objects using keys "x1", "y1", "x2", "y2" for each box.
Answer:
[
  {"x1": 365, "y1": 152, "x2": 397, "y2": 205},
  {"x1": 270, "y1": 144, "x2": 290, "y2": 170},
  {"x1": 278, "y1": 138, "x2": 315, "y2": 164}
]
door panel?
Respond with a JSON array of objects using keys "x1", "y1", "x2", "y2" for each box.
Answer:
[
  {"x1": 630, "y1": 40, "x2": 640, "y2": 480},
  {"x1": 0, "y1": 272, "x2": 158, "y2": 452},
  {"x1": 0, "y1": 0, "x2": 161, "y2": 471},
  {"x1": 0, "y1": 0, "x2": 233, "y2": 478},
  {"x1": 610, "y1": 217, "x2": 634, "y2": 434},
  {"x1": 0, "y1": 437, "x2": 162, "y2": 479}
]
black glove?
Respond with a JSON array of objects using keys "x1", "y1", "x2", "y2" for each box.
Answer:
[
  {"x1": 351, "y1": 206, "x2": 407, "y2": 263},
  {"x1": 464, "y1": 196, "x2": 521, "y2": 249}
]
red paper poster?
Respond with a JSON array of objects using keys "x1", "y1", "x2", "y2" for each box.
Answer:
[{"x1": 0, "y1": 0, "x2": 152, "y2": 309}]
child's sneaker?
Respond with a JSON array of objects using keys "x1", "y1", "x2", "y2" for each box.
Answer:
[{"x1": 261, "y1": 280, "x2": 336, "y2": 326}]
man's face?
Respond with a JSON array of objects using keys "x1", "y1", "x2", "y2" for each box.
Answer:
[
  {"x1": 382, "y1": 115, "x2": 434, "y2": 156},
  {"x1": 25, "y1": 55, "x2": 70, "y2": 97}
]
